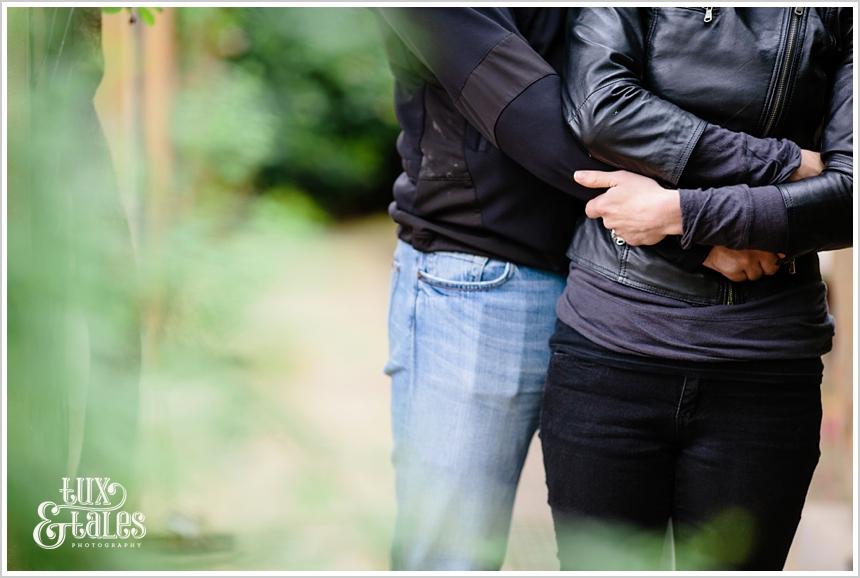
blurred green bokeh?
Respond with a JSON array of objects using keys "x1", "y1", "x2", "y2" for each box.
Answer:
[
  {"x1": 6, "y1": 7, "x2": 398, "y2": 571},
  {"x1": 174, "y1": 8, "x2": 400, "y2": 215},
  {"x1": 8, "y1": 7, "x2": 140, "y2": 570}
]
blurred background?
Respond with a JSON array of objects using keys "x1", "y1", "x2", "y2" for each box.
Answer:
[{"x1": 5, "y1": 7, "x2": 854, "y2": 571}]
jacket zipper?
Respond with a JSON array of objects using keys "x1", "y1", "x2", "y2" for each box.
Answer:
[
  {"x1": 762, "y1": 8, "x2": 804, "y2": 136},
  {"x1": 703, "y1": 7, "x2": 714, "y2": 23},
  {"x1": 725, "y1": 282, "x2": 735, "y2": 305}
]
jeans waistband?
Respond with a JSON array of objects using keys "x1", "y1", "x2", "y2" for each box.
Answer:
[{"x1": 551, "y1": 320, "x2": 823, "y2": 383}]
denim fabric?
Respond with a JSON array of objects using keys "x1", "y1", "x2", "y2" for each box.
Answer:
[
  {"x1": 540, "y1": 321, "x2": 822, "y2": 571},
  {"x1": 385, "y1": 240, "x2": 565, "y2": 570}
]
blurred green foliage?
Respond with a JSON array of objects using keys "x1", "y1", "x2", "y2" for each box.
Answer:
[
  {"x1": 8, "y1": 7, "x2": 399, "y2": 571},
  {"x1": 102, "y1": 7, "x2": 163, "y2": 26},
  {"x1": 174, "y1": 8, "x2": 400, "y2": 217},
  {"x1": 7, "y1": 7, "x2": 141, "y2": 570},
  {"x1": 172, "y1": 64, "x2": 279, "y2": 191}
]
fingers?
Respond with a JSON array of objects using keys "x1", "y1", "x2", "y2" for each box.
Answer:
[
  {"x1": 761, "y1": 257, "x2": 781, "y2": 276},
  {"x1": 724, "y1": 270, "x2": 748, "y2": 283},
  {"x1": 734, "y1": 254, "x2": 780, "y2": 282},
  {"x1": 584, "y1": 198, "x2": 602, "y2": 219},
  {"x1": 574, "y1": 170, "x2": 622, "y2": 189},
  {"x1": 701, "y1": 248, "x2": 744, "y2": 281},
  {"x1": 724, "y1": 257, "x2": 777, "y2": 282},
  {"x1": 745, "y1": 262, "x2": 764, "y2": 281},
  {"x1": 750, "y1": 250, "x2": 782, "y2": 276},
  {"x1": 704, "y1": 247, "x2": 785, "y2": 283}
]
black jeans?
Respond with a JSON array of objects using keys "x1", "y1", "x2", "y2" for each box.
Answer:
[{"x1": 540, "y1": 322, "x2": 822, "y2": 570}]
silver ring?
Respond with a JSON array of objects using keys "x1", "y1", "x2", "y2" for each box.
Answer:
[{"x1": 610, "y1": 229, "x2": 626, "y2": 246}]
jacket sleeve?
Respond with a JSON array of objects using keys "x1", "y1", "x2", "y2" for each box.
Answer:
[
  {"x1": 563, "y1": 8, "x2": 801, "y2": 188},
  {"x1": 776, "y1": 17, "x2": 852, "y2": 255},
  {"x1": 376, "y1": 7, "x2": 608, "y2": 201},
  {"x1": 679, "y1": 13, "x2": 853, "y2": 255}
]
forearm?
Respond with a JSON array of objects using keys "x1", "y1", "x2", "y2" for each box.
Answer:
[
  {"x1": 680, "y1": 123, "x2": 801, "y2": 188},
  {"x1": 680, "y1": 10, "x2": 852, "y2": 255},
  {"x1": 565, "y1": 8, "x2": 805, "y2": 191},
  {"x1": 679, "y1": 168, "x2": 851, "y2": 254},
  {"x1": 679, "y1": 184, "x2": 787, "y2": 252},
  {"x1": 578, "y1": 114, "x2": 801, "y2": 268},
  {"x1": 379, "y1": 8, "x2": 609, "y2": 200},
  {"x1": 496, "y1": 75, "x2": 610, "y2": 201}
]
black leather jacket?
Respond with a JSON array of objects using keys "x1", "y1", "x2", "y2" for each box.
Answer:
[{"x1": 562, "y1": 7, "x2": 852, "y2": 305}]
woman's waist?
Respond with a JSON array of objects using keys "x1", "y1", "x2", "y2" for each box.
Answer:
[
  {"x1": 556, "y1": 262, "x2": 833, "y2": 365},
  {"x1": 567, "y1": 218, "x2": 822, "y2": 306},
  {"x1": 550, "y1": 318, "x2": 824, "y2": 382}
]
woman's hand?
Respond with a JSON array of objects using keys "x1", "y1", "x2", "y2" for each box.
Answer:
[
  {"x1": 702, "y1": 246, "x2": 784, "y2": 282},
  {"x1": 575, "y1": 170, "x2": 682, "y2": 246}
]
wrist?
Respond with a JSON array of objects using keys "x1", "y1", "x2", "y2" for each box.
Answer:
[{"x1": 781, "y1": 141, "x2": 803, "y2": 183}]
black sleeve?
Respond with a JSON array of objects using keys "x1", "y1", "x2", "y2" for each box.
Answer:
[
  {"x1": 376, "y1": 7, "x2": 608, "y2": 201},
  {"x1": 681, "y1": 123, "x2": 800, "y2": 188},
  {"x1": 775, "y1": 12, "x2": 853, "y2": 255},
  {"x1": 563, "y1": 8, "x2": 802, "y2": 188},
  {"x1": 679, "y1": 11, "x2": 852, "y2": 254},
  {"x1": 561, "y1": 7, "x2": 811, "y2": 270}
]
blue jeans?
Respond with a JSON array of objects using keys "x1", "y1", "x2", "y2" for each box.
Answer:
[{"x1": 384, "y1": 240, "x2": 565, "y2": 570}]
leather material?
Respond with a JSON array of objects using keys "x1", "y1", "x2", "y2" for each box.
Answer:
[
  {"x1": 563, "y1": 7, "x2": 851, "y2": 304},
  {"x1": 570, "y1": 218, "x2": 822, "y2": 306},
  {"x1": 777, "y1": 7, "x2": 853, "y2": 255},
  {"x1": 569, "y1": 219, "x2": 724, "y2": 305},
  {"x1": 780, "y1": 168, "x2": 852, "y2": 255}
]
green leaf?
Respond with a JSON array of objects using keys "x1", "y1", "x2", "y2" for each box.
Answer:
[
  {"x1": 137, "y1": 8, "x2": 156, "y2": 26},
  {"x1": 101, "y1": 7, "x2": 122, "y2": 14}
]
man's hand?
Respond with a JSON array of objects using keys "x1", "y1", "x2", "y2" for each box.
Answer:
[
  {"x1": 575, "y1": 170, "x2": 682, "y2": 246},
  {"x1": 703, "y1": 246, "x2": 784, "y2": 282},
  {"x1": 789, "y1": 149, "x2": 824, "y2": 182}
]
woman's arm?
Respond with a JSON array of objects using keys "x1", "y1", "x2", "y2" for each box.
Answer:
[
  {"x1": 678, "y1": 14, "x2": 852, "y2": 255},
  {"x1": 563, "y1": 8, "x2": 802, "y2": 188}
]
